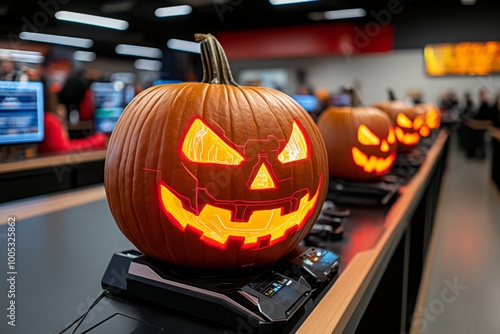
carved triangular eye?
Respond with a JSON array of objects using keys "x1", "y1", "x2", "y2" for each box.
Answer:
[
  {"x1": 181, "y1": 118, "x2": 244, "y2": 165},
  {"x1": 277, "y1": 121, "x2": 310, "y2": 164},
  {"x1": 397, "y1": 113, "x2": 413, "y2": 129},
  {"x1": 357, "y1": 124, "x2": 380, "y2": 146}
]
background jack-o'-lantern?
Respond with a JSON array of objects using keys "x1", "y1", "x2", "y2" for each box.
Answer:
[
  {"x1": 104, "y1": 34, "x2": 328, "y2": 270},
  {"x1": 372, "y1": 100, "x2": 423, "y2": 153},
  {"x1": 317, "y1": 86, "x2": 397, "y2": 181},
  {"x1": 415, "y1": 103, "x2": 442, "y2": 137}
]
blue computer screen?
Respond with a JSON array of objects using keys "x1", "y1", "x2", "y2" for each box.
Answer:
[
  {"x1": 290, "y1": 94, "x2": 319, "y2": 113},
  {"x1": 92, "y1": 82, "x2": 134, "y2": 133},
  {"x1": 0, "y1": 81, "x2": 44, "y2": 145}
]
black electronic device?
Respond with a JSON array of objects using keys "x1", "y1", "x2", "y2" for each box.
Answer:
[
  {"x1": 327, "y1": 177, "x2": 400, "y2": 206},
  {"x1": 101, "y1": 247, "x2": 340, "y2": 333}
]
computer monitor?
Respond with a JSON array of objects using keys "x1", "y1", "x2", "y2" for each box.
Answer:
[
  {"x1": 290, "y1": 94, "x2": 319, "y2": 113},
  {"x1": 0, "y1": 81, "x2": 44, "y2": 145},
  {"x1": 152, "y1": 79, "x2": 184, "y2": 86},
  {"x1": 92, "y1": 82, "x2": 135, "y2": 134}
]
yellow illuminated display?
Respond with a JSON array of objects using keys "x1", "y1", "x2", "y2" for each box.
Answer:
[
  {"x1": 351, "y1": 147, "x2": 395, "y2": 174},
  {"x1": 249, "y1": 164, "x2": 276, "y2": 190},
  {"x1": 425, "y1": 42, "x2": 500, "y2": 76},
  {"x1": 182, "y1": 118, "x2": 244, "y2": 165},
  {"x1": 277, "y1": 121, "x2": 309, "y2": 163},
  {"x1": 159, "y1": 183, "x2": 319, "y2": 246}
]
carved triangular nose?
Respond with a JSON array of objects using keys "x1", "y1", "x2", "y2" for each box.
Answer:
[{"x1": 249, "y1": 163, "x2": 276, "y2": 190}]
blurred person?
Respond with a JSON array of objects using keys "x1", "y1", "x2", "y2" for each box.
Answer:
[
  {"x1": 474, "y1": 88, "x2": 496, "y2": 122},
  {"x1": 490, "y1": 93, "x2": 500, "y2": 128},
  {"x1": 461, "y1": 90, "x2": 475, "y2": 117},
  {"x1": 465, "y1": 88, "x2": 494, "y2": 159},
  {"x1": 58, "y1": 68, "x2": 90, "y2": 122},
  {"x1": 0, "y1": 58, "x2": 18, "y2": 81},
  {"x1": 439, "y1": 90, "x2": 459, "y2": 112},
  {"x1": 37, "y1": 76, "x2": 108, "y2": 154}
]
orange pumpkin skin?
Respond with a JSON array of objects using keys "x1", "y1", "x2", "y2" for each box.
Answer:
[
  {"x1": 104, "y1": 34, "x2": 328, "y2": 270},
  {"x1": 372, "y1": 101, "x2": 422, "y2": 153},
  {"x1": 317, "y1": 89, "x2": 397, "y2": 181}
]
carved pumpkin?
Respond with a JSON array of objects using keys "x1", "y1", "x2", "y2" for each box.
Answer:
[
  {"x1": 415, "y1": 103, "x2": 441, "y2": 137},
  {"x1": 372, "y1": 100, "x2": 423, "y2": 153},
  {"x1": 104, "y1": 34, "x2": 328, "y2": 270},
  {"x1": 317, "y1": 86, "x2": 397, "y2": 181}
]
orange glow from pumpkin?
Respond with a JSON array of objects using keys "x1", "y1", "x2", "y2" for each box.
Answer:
[
  {"x1": 420, "y1": 125, "x2": 431, "y2": 137},
  {"x1": 352, "y1": 147, "x2": 396, "y2": 175},
  {"x1": 397, "y1": 113, "x2": 413, "y2": 129},
  {"x1": 388, "y1": 126, "x2": 396, "y2": 144},
  {"x1": 249, "y1": 163, "x2": 276, "y2": 190},
  {"x1": 159, "y1": 182, "x2": 320, "y2": 247},
  {"x1": 395, "y1": 127, "x2": 420, "y2": 146},
  {"x1": 426, "y1": 109, "x2": 441, "y2": 129},
  {"x1": 358, "y1": 124, "x2": 380, "y2": 146},
  {"x1": 277, "y1": 121, "x2": 309, "y2": 164},
  {"x1": 182, "y1": 118, "x2": 244, "y2": 165},
  {"x1": 380, "y1": 140, "x2": 389, "y2": 152},
  {"x1": 413, "y1": 116, "x2": 424, "y2": 130}
]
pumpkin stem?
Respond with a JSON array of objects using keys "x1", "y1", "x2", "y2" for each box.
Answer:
[
  {"x1": 344, "y1": 85, "x2": 363, "y2": 107},
  {"x1": 195, "y1": 33, "x2": 238, "y2": 86},
  {"x1": 387, "y1": 87, "x2": 397, "y2": 101}
]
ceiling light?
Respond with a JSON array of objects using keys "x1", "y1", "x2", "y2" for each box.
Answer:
[
  {"x1": 0, "y1": 48, "x2": 44, "y2": 63},
  {"x1": 55, "y1": 11, "x2": 129, "y2": 30},
  {"x1": 155, "y1": 5, "x2": 192, "y2": 17},
  {"x1": 73, "y1": 51, "x2": 96, "y2": 62},
  {"x1": 461, "y1": 0, "x2": 476, "y2": 4},
  {"x1": 115, "y1": 44, "x2": 163, "y2": 58},
  {"x1": 167, "y1": 39, "x2": 200, "y2": 54},
  {"x1": 19, "y1": 32, "x2": 94, "y2": 48},
  {"x1": 134, "y1": 59, "x2": 162, "y2": 71},
  {"x1": 270, "y1": 0, "x2": 318, "y2": 5},
  {"x1": 324, "y1": 8, "x2": 366, "y2": 20}
]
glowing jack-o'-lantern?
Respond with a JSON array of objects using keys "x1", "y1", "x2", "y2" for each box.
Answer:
[
  {"x1": 104, "y1": 34, "x2": 328, "y2": 270},
  {"x1": 317, "y1": 86, "x2": 397, "y2": 181},
  {"x1": 373, "y1": 100, "x2": 422, "y2": 153},
  {"x1": 415, "y1": 103, "x2": 441, "y2": 137}
]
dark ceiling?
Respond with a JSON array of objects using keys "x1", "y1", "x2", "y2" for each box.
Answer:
[{"x1": 0, "y1": 0, "x2": 496, "y2": 59}]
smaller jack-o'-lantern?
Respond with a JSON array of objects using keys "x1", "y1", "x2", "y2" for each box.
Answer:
[
  {"x1": 373, "y1": 100, "x2": 422, "y2": 153},
  {"x1": 317, "y1": 86, "x2": 397, "y2": 181},
  {"x1": 415, "y1": 103, "x2": 441, "y2": 137}
]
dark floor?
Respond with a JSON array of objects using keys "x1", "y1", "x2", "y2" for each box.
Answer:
[{"x1": 411, "y1": 133, "x2": 500, "y2": 334}]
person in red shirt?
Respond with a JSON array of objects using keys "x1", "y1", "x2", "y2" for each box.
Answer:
[{"x1": 37, "y1": 79, "x2": 108, "y2": 154}]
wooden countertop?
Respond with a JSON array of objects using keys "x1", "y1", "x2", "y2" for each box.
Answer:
[
  {"x1": 0, "y1": 149, "x2": 106, "y2": 174},
  {"x1": 296, "y1": 130, "x2": 448, "y2": 334}
]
